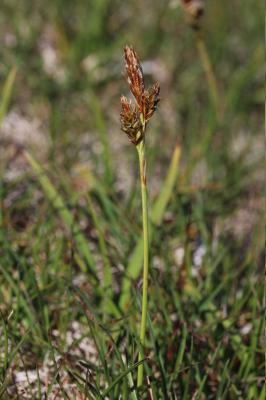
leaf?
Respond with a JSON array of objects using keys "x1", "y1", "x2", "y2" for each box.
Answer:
[
  {"x1": 101, "y1": 359, "x2": 145, "y2": 397},
  {"x1": 0, "y1": 66, "x2": 17, "y2": 126},
  {"x1": 24, "y1": 151, "x2": 95, "y2": 274}
]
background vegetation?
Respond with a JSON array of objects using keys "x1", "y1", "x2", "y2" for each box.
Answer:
[{"x1": 0, "y1": 0, "x2": 264, "y2": 398}]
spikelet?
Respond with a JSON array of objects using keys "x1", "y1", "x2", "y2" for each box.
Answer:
[
  {"x1": 120, "y1": 96, "x2": 143, "y2": 145},
  {"x1": 143, "y1": 83, "x2": 160, "y2": 122},
  {"x1": 124, "y1": 46, "x2": 145, "y2": 112},
  {"x1": 120, "y1": 46, "x2": 160, "y2": 145}
]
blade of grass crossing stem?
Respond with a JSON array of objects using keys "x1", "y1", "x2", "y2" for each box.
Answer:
[
  {"x1": 24, "y1": 151, "x2": 95, "y2": 274},
  {"x1": 102, "y1": 360, "x2": 145, "y2": 397},
  {"x1": 96, "y1": 325, "x2": 139, "y2": 398},
  {"x1": 127, "y1": 370, "x2": 139, "y2": 400},
  {"x1": 0, "y1": 66, "x2": 17, "y2": 126},
  {"x1": 119, "y1": 144, "x2": 181, "y2": 308}
]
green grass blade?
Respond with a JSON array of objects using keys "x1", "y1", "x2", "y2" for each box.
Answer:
[
  {"x1": 88, "y1": 92, "x2": 114, "y2": 186},
  {"x1": 0, "y1": 66, "x2": 17, "y2": 127},
  {"x1": 119, "y1": 145, "x2": 181, "y2": 308},
  {"x1": 151, "y1": 145, "x2": 181, "y2": 225},
  {"x1": 173, "y1": 323, "x2": 188, "y2": 378},
  {"x1": 0, "y1": 314, "x2": 9, "y2": 382},
  {"x1": 258, "y1": 384, "x2": 266, "y2": 400},
  {"x1": 127, "y1": 370, "x2": 139, "y2": 400},
  {"x1": 0, "y1": 330, "x2": 29, "y2": 397},
  {"x1": 24, "y1": 151, "x2": 95, "y2": 274},
  {"x1": 87, "y1": 193, "x2": 112, "y2": 291},
  {"x1": 0, "y1": 262, "x2": 43, "y2": 337},
  {"x1": 101, "y1": 359, "x2": 146, "y2": 397}
]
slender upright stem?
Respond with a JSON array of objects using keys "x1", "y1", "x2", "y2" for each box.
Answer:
[
  {"x1": 195, "y1": 31, "x2": 220, "y2": 119},
  {"x1": 136, "y1": 140, "x2": 149, "y2": 387}
]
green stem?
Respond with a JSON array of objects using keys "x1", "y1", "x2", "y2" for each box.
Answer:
[
  {"x1": 196, "y1": 31, "x2": 220, "y2": 119},
  {"x1": 136, "y1": 140, "x2": 149, "y2": 387}
]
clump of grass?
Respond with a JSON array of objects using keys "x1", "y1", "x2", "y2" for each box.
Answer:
[{"x1": 120, "y1": 45, "x2": 160, "y2": 387}]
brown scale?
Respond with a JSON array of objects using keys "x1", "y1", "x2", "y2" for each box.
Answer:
[{"x1": 120, "y1": 46, "x2": 160, "y2": 145}]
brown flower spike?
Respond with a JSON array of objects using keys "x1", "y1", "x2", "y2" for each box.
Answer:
[{"x1": 120, "y1": 46, "x2": 160, "y2": 145}]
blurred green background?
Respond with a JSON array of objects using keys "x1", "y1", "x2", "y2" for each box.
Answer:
[{"x1": 0, "y1": 0, "x2": 264, "y2": 398}]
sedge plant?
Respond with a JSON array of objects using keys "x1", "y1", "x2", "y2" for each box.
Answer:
[{"x1": 120, "y1": 46, "x2": 160, "y2": 387}]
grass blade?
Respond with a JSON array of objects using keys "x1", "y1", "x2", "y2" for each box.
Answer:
[
  {"x1": 88, "y1": 92, "x2": 114, "y2": 186},
  {"x1": 101, "y1": 359, "x2": 146, "y2": 397},
  {"x1": 173, "y1": 323, "x2": 188, "y2": 378},
  {"x1": 87, "y1": 193, "x2": 112, "y2": 292},
  {"x1": 24, "y1": 151, "x2": 95, "y2": 274},
  {"x1": 0, "y1": 66, "x2": 17, "y2": 126},
  {"x1": 0, "y1": 330, "x2": 30, "y2": 397}
]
